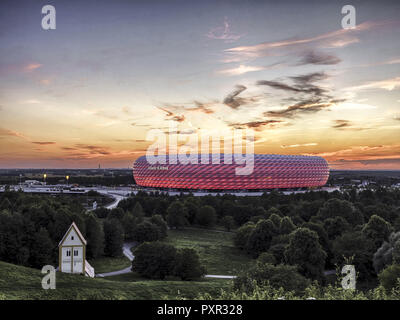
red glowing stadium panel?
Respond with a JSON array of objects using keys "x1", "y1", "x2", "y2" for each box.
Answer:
[{"x1": 132, "y1": 154, "x2": 330, "y2": 190}]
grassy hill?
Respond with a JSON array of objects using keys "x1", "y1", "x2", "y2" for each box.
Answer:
[
  {"x1": 0, "y1": 261, "x2": 231, "y2": 300},
  {"x1": 163, "y1": 228, "x2": 254, "y2": 275}
]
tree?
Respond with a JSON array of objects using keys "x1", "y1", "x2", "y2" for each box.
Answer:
[
  {"x1": 122, "y1": 212, "x2": 137, "y2": 241},
  {"x1": 131, "y1": 202, "x2": 145, "y2": 221},
  {"x1": 280, "y1": 216, "x2": 296, "y2": 235},
  {"x1": 196, "y1": 205, "x2": 217, "y2": 227},
  {"x1": 70, "y1": 214, "x2": 86, "y2": 237},
  {"x1": 150, "y1": 214, "x2": 168, "y2": 239},
  {"x1": 221, "y1": 216, "x2": 235, "y2": 231},
  {"x1": 257, "y1": 252, "x2": 276, "y2": 266},
  {"x1": 373, "y1": 231, "x2": 400, "y2": 274},
  {"x1": 234, "y1": 263, "x2": 310, "y2": 295},
  {"x1": 378, "y1": 264, "x2": 400, "y2": 292},
  {"x1": 184, "y1": 199, "x2": 199, "y2": 224},
  {"x1": 0, "y1": 198, "x2": 12, "y2": 211},
  {"x1": 103, "y1": 219, "x2": 124, "y2": 257},
  {"x1": 297, "y1": 200, "x2": 323, "y2": 222},
  {"x1": 166, "y1": 201, "x2": 188, "y2": 229},
  {"x1": 85, "y1": 214, "x2": 104, "y2": 259},
  {"x1": 323, "y1": 216, "x2": 350, "y2": 240},
  {"x1": 269, "y1": 213, "x2": 282, "y2": 232},
  {"x1": 332, "y1": 231, "x2": 375, "y2": 280},
  {"x1": 234, "y1": 222, "x2": 255, "y2": 250},
  {"x1": 133, "y1": 221, "x2": 162, "y2": 243},
  {"x1": 318, "y1": 198, "x2": 363, "y2": 226},
  {"x1": 174, "y1": 248, "x2": 206, "y2": 280},
  {"x1": 245, "y1": 219, "x2": 275, "y2": 257},
  {"x1": 29, "y1": 227, "x2": 54, "y2": 268},
  {"x1": 269, "y1": 243, "x2": 287, "y2": 264},
  {"x1": 232, "y1": 205, "x2": 253, "y2": 226},
  {"x1": 284, "y1": 228, "x2": 327, "y2": 280},
  {"x1": 302, "y1": 222, "x2": 330, "y2": 253},
  {"x1": 132, "y1": 242, "x2": 177, "y2": 279},
  {"x1": 108, "y1": 207, "x2": 125, "y2": 221},
  {"x1": 362, "y1": 215, "x2": 393, "y2": 250},
  {"x1": 265, "y1": 207, "x2": 282, "y2": 218},
  {"x1": 51, "y1": 209, "x2": 73, "y2": 242},
  {"x1": 93, "y1": 207, "x2": 109, "y2": 219}
]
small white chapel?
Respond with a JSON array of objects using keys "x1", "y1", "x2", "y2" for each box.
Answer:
[{"x1": 58, "y1": 222, "x2": 95, "y2": 278}]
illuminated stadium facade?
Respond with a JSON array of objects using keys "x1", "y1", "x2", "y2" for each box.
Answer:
[{"x1": 133, "y1": 154, "x2": 330, "y2": 190}]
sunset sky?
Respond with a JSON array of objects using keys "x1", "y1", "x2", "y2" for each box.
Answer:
[{"x1": 0, "y1": 0, "x2": 399, "y2": 169}]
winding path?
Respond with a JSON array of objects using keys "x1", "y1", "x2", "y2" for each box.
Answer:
[{"x1": 96, "y1": 242, "x2": 136, "y2": 277}]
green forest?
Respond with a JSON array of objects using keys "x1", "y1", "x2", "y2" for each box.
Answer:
[{"x1": 1, "y1": 187, "x2": 400, "y2": 299}]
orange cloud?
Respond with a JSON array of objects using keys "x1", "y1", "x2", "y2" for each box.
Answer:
[{"x1": 24, "y1": 63, "x2": 42, "y2": 72}]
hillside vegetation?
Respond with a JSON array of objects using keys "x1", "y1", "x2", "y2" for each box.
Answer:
[{"x1": 0, "y1": 261, "x2": 230, "y2": 300}]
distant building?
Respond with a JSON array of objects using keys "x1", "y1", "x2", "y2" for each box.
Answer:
[
  {"x1": 24, "y1": 180, "x2": 44, "y2": 186},
  {"x1": 58, "y1": 222, "x2": 95, "y2": 277}
]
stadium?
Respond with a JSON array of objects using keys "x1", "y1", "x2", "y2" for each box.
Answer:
[{"x1": 133, "y1": 154, "x2": 330, "y2": 191}]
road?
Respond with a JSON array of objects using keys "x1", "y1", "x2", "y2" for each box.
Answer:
[
  {"x1": 1, "y1": 184, "x2": 342, "y2": 197},
  {"x1": 204, "y1": 275, "x2": 237, "y2": 279},
  {"x1": 96, "y1": 242, "x2": 136, "y2": 277},
  {"x1": 95, "y1": 190, "x2": 127, "y2": 210}
]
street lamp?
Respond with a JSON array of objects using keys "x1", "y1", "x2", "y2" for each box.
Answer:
[
  {"x1": 43, "y1": 173, "x2": 47, "y2": 184},
  {"x1": 66, "y1": 175, "x2": 69, "y2": 186}
]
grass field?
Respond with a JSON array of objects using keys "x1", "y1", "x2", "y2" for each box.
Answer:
[
  {"x1": 89, "y1": 256, "x2": 131, "y2": 274},
  {"x1": 162, "y1": 227, "x2": 254, "y2": 275},
  {"x1": 0, "y1": 227, "x2": 253, "y2": 299},
  {"x1": 0, "y1": 261, "x2": 231, "y2": 300}
]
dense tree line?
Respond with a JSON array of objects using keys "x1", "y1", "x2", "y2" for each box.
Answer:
[
  {"x1": 116, "y1": 188, "x2": 400, "y2": 289},
  {"x1": 2, "y1": 186, "x2": 400, "y2": 291},
  {"x1": 0, "y1": 191, "x2": 105, "y2": 268}
]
